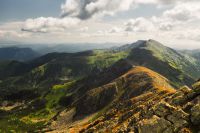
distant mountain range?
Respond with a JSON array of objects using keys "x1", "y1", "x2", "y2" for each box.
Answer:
[
  {"x1": 0, "y1": 40, "x2": 199, "y2": 132},
  {"x1": 0, "y1": 47, "x2": 40, "y2": 61},
  {"x1": 0, "y1": 43, "x2": 122, "y2": 55}
]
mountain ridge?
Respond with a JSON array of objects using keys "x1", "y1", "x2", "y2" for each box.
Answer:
[{"x1": 0, "y1": 39, "x2": 200, "y2": 132}]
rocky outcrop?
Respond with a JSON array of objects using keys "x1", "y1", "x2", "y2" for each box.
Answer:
[
  {"x1": 137, "y1": 115, "x2": 173, "y2": 133},
  {"x1": 191, "y1": 104, "x2": 200, "y2": 125},
  {"x1": 79, "y1": 80, "x2": 200, "y2": 133}
]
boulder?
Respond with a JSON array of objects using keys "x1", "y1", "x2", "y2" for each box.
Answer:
[
  {"x1": 192, "y1": 82, "x2": 200, "y2": 94},
  {"x1": 179, "y1": 86, "x2": 192, "y2": 94},
  {"x1": 191, "y1": 104, "x2": 200, "y2": 125},
  {"x1": 167, "y1": 114, "x2": 188, "y2": 132},
  {"x1": 137, "y1": 115, "x2": 172, "y2": 133},
  {"x1": 153, "y1": 101, "x2": 174, "y2": 117}
]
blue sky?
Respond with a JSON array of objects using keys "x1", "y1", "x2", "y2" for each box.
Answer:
[
  {"x1": 0, "y1": 0, "x2": 64, "y2": 22},
  {"x1": 0, "y1": 0, "x2": 200, "y2": 49},
  {"x1": 0, "y1": 0, "x2": 163, "y2": 22}
]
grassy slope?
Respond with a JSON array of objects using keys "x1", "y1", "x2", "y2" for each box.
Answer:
[
  {"x1": 144, "y1": 40, "x2": 200, "y2": 79},
  {"x1": 0, "y1": 40, "x2": 200, "y2": 131},
  {"x1": 0, "y1": 50, "x2": 128, "y2": 132},
  {"x1": 127, "y1": 40, "x2": 200, "y2": 87},
  {"x1": 0, "y1": 81, "x2": 76, "y2": 132},
  {"x1": 52, "y1": 66, "x2": 175, "y2": 132}
]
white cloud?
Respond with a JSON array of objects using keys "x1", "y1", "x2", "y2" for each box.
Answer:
[
  {"x1": 22, "y1": 17, "x2": 80, "y2": 33},
  {"x1": 108, "y1": 27, "x2": 123, "y2": 33},
  {"x1": 163, "y1": 2, "x2": 200, "y2": 22},
  {"x1": 124, "y1": 17, "x2": 155, "y2": 32},
  {"x1": 159, "y1": 22, "x2": 173, "y2": 31},
  {"x1": 1, "y1": 0, "x2": 200, "y2": 49},
  {"x1": 0, "y1": 30, "x2": 30, "y2": 40},
  {"x1": 61, "y1": 0, "x2": 135, "y2": 20},
  {"x1": 175, "y1": 29, "x2": 200, "y2": 42},
  {"x1": 79, "y1": 26, "x2": 89, "y2": 32},
  {"x1": 60, "y1": 0, "x2": 183, "y2": 20},
  {"x1": 21, "y1": 0, "x2": 200, "y2": 34}
]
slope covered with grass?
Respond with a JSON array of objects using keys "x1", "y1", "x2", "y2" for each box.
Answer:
[
  {"x1": 126, "y1": 40, "x2": 200, "y2": 87},
  {"x1": 0, "y1": 39, "x2": 200, "y2": 132}
]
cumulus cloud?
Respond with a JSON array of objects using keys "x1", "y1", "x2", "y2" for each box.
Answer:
[
  {"x1": 163, "y1": 2, "x2": 200, "y2": 22},
  {"x1": 21, "y1": 0, "x2": 200, "y2": 34},
  {"x1": 108, "y1": 27, "x2": 123, "y2": 33},
  {"x1": 61, "y1": 0, "x2": 135, "y2": 20},
  {"x1": 175, "y1": 29, "x2": 200, "y2": 41},
  {"x1": 1, "y1": 0, "x2": 199, "y2": 47},
  {"x1": 0, "y1": 30, "x2": 30, "y2": 39},
  {"x1": 147, "y1": 1, "x2": 200, "y2": 31},
  {"x1": 124, "y1": 17, "x2": 155, "y2": 32},
  {"x1": 159, "y1": 22, "x2": 173, "y2": 31},
  {"x1": 60, "y1": 0, "x2": 199, "y2": 20},
  {"x1": 79, "y1": 27, "x2": 89, "y2": 32},
  {"x1": 21, "y1": 17, "x2": 80, "y2": 33}
]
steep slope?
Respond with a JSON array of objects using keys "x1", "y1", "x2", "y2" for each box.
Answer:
[
  {"x1": 46, "y1": 66, "x2": 176, "y2": 132},
  {"x1": 0, "y1": 40, "x2": 200, "y2": 132},
  {"x1": 0, "y1": 59, "x2": 132, "y2": 132},
  {"x1": 79, "y1": 81, "x2": 200, "y2": 133},
  {"x1": 56, "y1": 67, "x2": 199, "y2": 133},
  {"x1": 0, "y1": 53, "x2": 199, "y2": 132},
  {"x1": 0, "y1": 52, "x2": 82, "y2": 80},
  {"x1": 0, "y1": 47, "x2": 40, "y2": 61},
  {"x1": 0, "y1": 50, "x2": 128, "y2": 102},
  {"x1": 181, "y1": 49, "x2": 200, "y2": 62},
  {"x1": 123, "y1": 39, "x2": 200, "y2": 87},
  {"x1": 1, "y1": 40, "x2": 199, "y2": 87}
]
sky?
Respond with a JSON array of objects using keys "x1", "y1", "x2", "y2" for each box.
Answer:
[{"x1": 0, "y1": 0, "x2": 200, "y2": 49}]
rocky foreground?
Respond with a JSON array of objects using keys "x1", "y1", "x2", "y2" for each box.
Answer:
[{"x1": 80, "y1": 81, "x2": 200, "y2": 133}]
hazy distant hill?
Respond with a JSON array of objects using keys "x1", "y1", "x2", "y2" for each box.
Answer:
[
  {"x1": 180, "y1": 49, "x2": 200, "y2": 62},
  {"x1": 0, "y1": 47, "x2": 40, "y2": 61},
  {"x1": 0, "y1": 43, "x2": 122, "y2": 55}
]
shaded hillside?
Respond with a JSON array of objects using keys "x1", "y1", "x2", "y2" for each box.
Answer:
[
  {"x1": 0, "y1": 52, "x2": 77, "y2": 80},
  {"x1": 0, "y1": 50, "x2": 128, "y2": 101},
  {"x1": 0, "y1": 47, "x2": 40, "y2": 61},
  {"x1": 0, "y1": 58, "x2": 132, "y2": 132},
  {"x1": 46, "y1": 66, "x2": 176, "y2": 132},
  {"x1": 46, "y1": 66, "x2": 199, "y2": 133}
]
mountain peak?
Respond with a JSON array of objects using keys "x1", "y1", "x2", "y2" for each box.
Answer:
[
  {"x1": 147, "y1": 39, "x2": 158, "y2": 42},
  {"x1": 115, "y1": 39, "x2": 166, "y2": 52}
]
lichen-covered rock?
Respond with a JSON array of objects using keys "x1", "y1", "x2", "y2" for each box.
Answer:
[
  {"x1": 191, "y1": 104, "x2": 200, "y2": 125},
  {"x1": 192, "y1": 81, "x2": 200, "y2": 91},
  {"x1": 183, "y1": 102, "x2": 194, "y2": 112},
  {"x1": 167, "y1": 114, "x2": 188, "y2": 132},
  {"x1": 153, "y1": 101, "x2": 174, "y2": 117},
  {"x1": 172, "y1": 108, "x2": 189, "y2": 120},
  {"x1": 74, "y1": 73, "x2": 200, "y2": 133},
  {"x1": 179, "y1": 86, "x2": 192, "y2": 94},
  {"x1": 171, "y1": 95, "x2": 187, "y2": 105},
  {"x1": 137, "y1": 115, "x2": 172, "y2": 133},
  {"x1": 178, "y1": 128, "x2": 192, "y2": 133}
]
